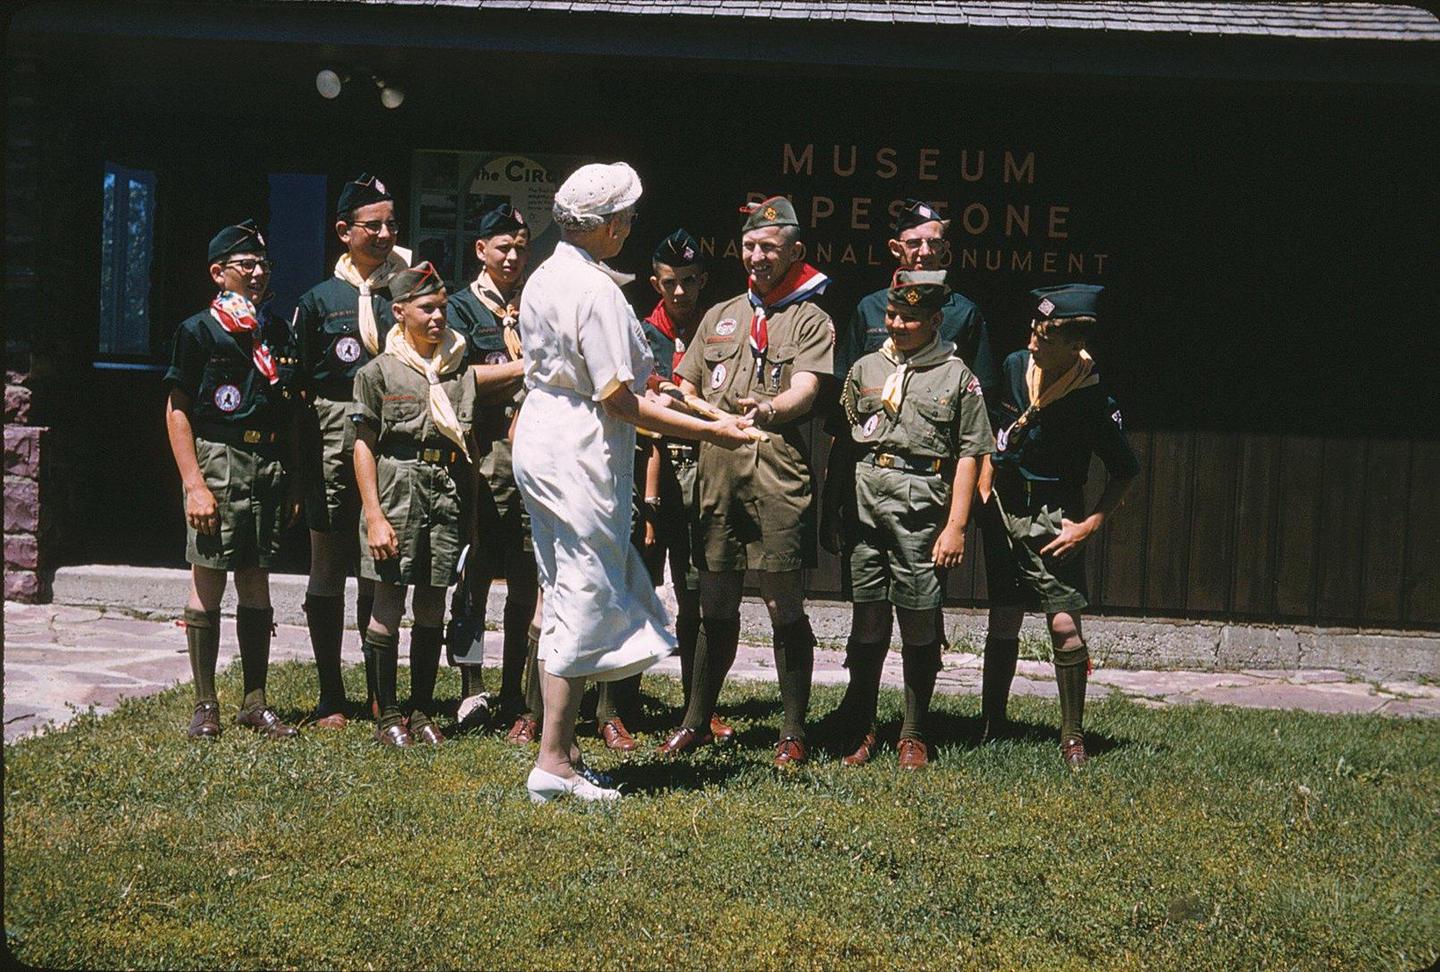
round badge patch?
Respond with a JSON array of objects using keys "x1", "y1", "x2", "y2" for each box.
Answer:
[
  {"x1": 484, "y1": 351, "x2": 509, "y2": 365},
  {"x1": 710, "y1": 363, "x2": 728, "y2": 390},
  {"x1": 213, "y1": 384, "x2": 242, "y2": 413},
  {"x1": 715, "y1": 318, "x2": 738, "y2": 337},
  {"x1": 335, "y1": 336, "x2": 362, "y2": 363},
  {"x1": 862, "y1": 413, "x2": 880, "y2": 437}
]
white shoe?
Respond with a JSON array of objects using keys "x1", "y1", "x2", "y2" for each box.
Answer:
[
  {"x1": 527, "y1": 766, "x2": 621, "y2": 804},
  {"x1": 456, "y1": 692, "x2": 492, "y2": 728}
]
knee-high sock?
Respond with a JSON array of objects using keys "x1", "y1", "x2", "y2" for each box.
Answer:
[
  {"x1": 1053, "y1": 643, "x2": 1089, "y2": 743},
  {"x1": 184, "y1": 608, "x2": 222, "y2": 706},
  {"x1": 235, "y1": 606, "x2": 274, "y2": 712},
  {"x1": 364, "y1": 629, "x2": 402, "y2": 729},
  {"x1": 773, "y1": 616, "x2": 816, "y2": 741},
  {"x1": 304, "y1": 594, "x2": 347, "y2": 709},
  {"x1": 841, "y1": 639, "x2": 889, "y2": 732},
  {"x1": 460, "y1": 664, "x2": 486, "y2": 699},
  {"x1": 982, "y1": 637, "x2": 1020, "y2": 723},
  {"x1": 408, "y1": 625, "x2": 444, "y2": 728},
  {"x1": 358, "y1": 592, "x2": 377, "y2": 714},
  {"x1": 597, "y1": 674, "x2": 642, "y2": 724},
  {"x1": 900, "y1": 641, "x2": 943, "y2": 741},
  {"x1": 521, "y1": 624, "x2": 544, "y2": 721},
  {"x1": 675, "y1": 612, "x2": 702, "y2": 711},
  {"x1": 499, "y1": 595, "x2": 532, "y2": 710},
  {"x1": 682, "y1": 616, "x2": 740, "y2": 732}
]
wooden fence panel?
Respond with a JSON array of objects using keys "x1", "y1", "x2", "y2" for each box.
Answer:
[
  {"x1": 1186, "y1": 431, "x2": 1238, "y2": 614},
  {"x1": 1360, "y1": 439, "x2": 1410, "y2": 625},
  {"x1": 1099, "y1": 429, "x2": 1151, "y2": 610},
  {"x1": 1274, "y1": 437, "x2": 1324, "y2": 619},
  {"x1": 1404, "y1": 441, "x2": 1440, "y2": 625},
  {"x1": 1231, "y1": 434, "x2": 1279, "y2": 617},
  {"x1": 1316, "y1": 437, "x2": 1367, "y2": 623},
  {"x1": 1145, "y1": 431, "x2": 1193, "y2": 613}
]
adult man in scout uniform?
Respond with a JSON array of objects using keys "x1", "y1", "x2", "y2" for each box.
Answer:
[
  {"x1": 665, "y1": 196, "x2": 834, "y2": 767},
  {"x1": 820, "y1": 198, "x2": 1000, "y2": 749},
  {"x1": 838, "y1": 270, "x2": 992, "y2": 769},
  {"x1": 351, "y1": 262, "x2": 476, "y2": 747},
  {"x1": 443, "y1": 202, "x2": 546, "y2": 741},
  {"x1": 295, "y1": 173, "x2": 410, "y2": 728},
  {"x1": 163, "y1": 219, "x2": 301, "y2": 740},
  {"x1": 982, "y1": 284, "x2": 1140, "y2": 767}
]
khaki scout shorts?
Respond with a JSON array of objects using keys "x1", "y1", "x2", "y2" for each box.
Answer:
[
  {"x1": 304, "y1": 396, "x2": 360, "y2": 533},
  {"x1": 979, "y1": 488, "x2": 1089, "y2": 614},
  {"x1": 186, "y1": 438, "x2": 289, "y2": 570},
  {"x1": 471, "y1": 438, "x2": 534, "y2": 579},
  {"x1": 655, "y1": 453, "x2": 701, "y2": 593},
  {"x1": 848, "y1": 464, "x2": 950, "y2": 611},
  {"x1": 695, "y1": 429, "x2": 817, "y2": 574},
  {"x1": 360, "y1": 456, "x2": 468, "y2": 588}
]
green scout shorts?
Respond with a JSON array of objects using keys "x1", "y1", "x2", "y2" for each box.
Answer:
[
  {"x1": 360, "y1": 456, "x2": 468, "y2": 588},
  {"x1": 695, "y1": 428, "x2": 817, "y2": 574},
  {"x1": 471, "y1": 438, "x2": 534, "y2": 580},
  {"x1": 304, "y1": 396, "x2": 360, "y2": 533},
  {"x1": 656, "y1": 450, "x2": 701, "y2": 593},
  {"x1": 979, "y1": 485, "x2": 1089, "y2": 614},
  {"x1": 186, "y1": 437, "x2": 289, "y2": 570},
  {"x1": 848, "y1": 464, "x2": 950, "y2": 611}
]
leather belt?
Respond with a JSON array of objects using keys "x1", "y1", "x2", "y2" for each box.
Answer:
[
  {"x1": 863, "y1": 451, "x2": 946, "y2": 475},
  {"x1": 665, "y1": 441, "x2": 698, "y2": 465},
  {"x1": 193, "y1": 423, "x2": 281, "y2": 449},
  {"x1": 382, "y1": 442, "x2": 463, "y2": 465}
]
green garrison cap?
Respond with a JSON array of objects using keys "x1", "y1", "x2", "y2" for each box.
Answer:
[
  {"x1": 653, "y1": 227, "x2": 702, "y2": 267},
  {"x1": 887, "y1": 269, "x2": 950, "y2": 313},
  {"x1": 390, "y1": 261, "x2": 446, "y2": 302},
  {"x1": 892, "y1": 198, "x2": 950, "y2": 234},
  {"x1": 739, "y1": 195, "x2": 799, "y2": 232},
  {"x1": 208, "y1": 219, "x2": 267, "y2": 263},
  {"x1": 1031, "y1": 283, "x2": 1104, "y2": 320},
  {"x1": 337, "y1": 173, "x2": 393, "y2": 217}
]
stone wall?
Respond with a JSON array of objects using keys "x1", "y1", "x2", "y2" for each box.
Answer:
[{"x1": 5, "y1": 371, "x2": 52, "y2": 602}]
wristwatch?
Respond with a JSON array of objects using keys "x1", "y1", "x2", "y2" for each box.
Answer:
[{"x1": 758, "y1": 401, "x2": 777, "y2": 427}]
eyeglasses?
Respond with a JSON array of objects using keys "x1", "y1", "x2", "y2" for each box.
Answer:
[
  {"x1": 897, "y1": 237, "x2": 949, "y2": 253},
  {"x1": 224, "y1": 258, "x2": 273, "y2": 273},
  {"x1": 351, "y1": 219, "x2": 400, "y2": 234}
]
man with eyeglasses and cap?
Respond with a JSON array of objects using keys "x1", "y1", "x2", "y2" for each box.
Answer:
[
  {"x1": 820, "y1": 197, "x2": 1000, "y2": 764},
  {"x1": 443, "y1": 202, "x2": 542, "y2": 740},
  {"x1": 666, "y1": 196, "x2": 835, "y2": 768},
  {"x1": 294, "y1": 173, "x2": 412, "y2": 730},
  {"x1": 164, "y1": 219, "x2": 302, "y2": 740}
]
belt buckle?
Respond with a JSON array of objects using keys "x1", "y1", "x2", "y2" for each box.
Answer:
[
  {"x1": 928, "y1": 458, "x2": 942, "y2": 473},
  {"x1": 243, "y1": 430, "x2": 261, "y2": 444},
  {"x1": 422, "y1": 447, "x2": 441, "y2": 462},
  {"x1": 876, "y1": 454, "x2": 894, "y2": 469}
]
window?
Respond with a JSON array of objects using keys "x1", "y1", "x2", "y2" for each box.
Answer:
[{"x1": 99, "y1": 163, "x2": 156, "y2": 356}]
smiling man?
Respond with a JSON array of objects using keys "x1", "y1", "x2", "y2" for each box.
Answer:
[{"x1": 665, "y1": 196, "x2": 834, "y2": 767}]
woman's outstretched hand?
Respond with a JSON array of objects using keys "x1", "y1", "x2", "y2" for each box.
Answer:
[{"x1": 706, "y1": 412, "x2": 755, "y2": 450}]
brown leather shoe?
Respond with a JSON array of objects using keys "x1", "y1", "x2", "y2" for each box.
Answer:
[
  {"x1": 1061, "y1": 735, "x2": 1088, "y2": 769},
  {"x1": 599, "y1": 718, "x2": 638, "y2": 752},
  {"x1": 709, "y1": 715, "x2": 736, "y2": 743},
  {"x1": 234, "y1": 706, "x2": 298, "y2": 740},
  {"x1": 187, "y1": 701, "x2": 221, "y2": 739},
  {"x1": 898, "y1": 737, "x2": 929, "y2": 770},
  {"x1": 411, "y1": 722, "x2": 445, "y2": 745},
  {"x1": 506, "y1": 716, "x2": 540, "y2": 744},
  {"x1": 310, "y1": 707, "x2": 348, "y2": 730},
  {"x1": 841, "y1": 729, "x2": 878, "y2": 767},
  {"x1": 376, "y1": 722, "x2": 414, "y2": 747},
  {"x1": 773, "y1": 736, "x2": 807, "y2": 768},
  {"x1": 657, "y1": 725, "x2": 713, "y2": 757}
]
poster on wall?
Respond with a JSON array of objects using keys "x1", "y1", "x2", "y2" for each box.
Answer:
[{"x1": 410, "y1": 150, "x2": 592, "y2": 287}]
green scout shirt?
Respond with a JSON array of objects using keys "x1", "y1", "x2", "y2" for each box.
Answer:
[
  {"x1": 992, "y1": 349, "x2": 1140, "y2": 488},
  {"x1": 674, "y1": 291, "x2": 834, "y2": 484},
  {"x1": 349, "y1": 352, "x2": 478, "y2": 460},
  {"x1": 164, "y1": 301, "x2": 299, "y2": 435},
  {"x1": 447, "y1": 281, "x2": 522, "y2": 445},
  {"x1": 294, "y1": 277, "x2": 394, "y2": 402},
  {"x1": 844, "y1": 337, "x2": 994, "y2": 462}
]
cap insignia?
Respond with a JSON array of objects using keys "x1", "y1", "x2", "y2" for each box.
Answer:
[
  {"x1": 1038, "y1": 298, "x2": 1055, "y2": 316},
  {"x1": 905, "y1": 289, "x2": 920, "y2": 305},
  {"x1": 763, "y1": 206, "x2": 777, "y2": 221}
]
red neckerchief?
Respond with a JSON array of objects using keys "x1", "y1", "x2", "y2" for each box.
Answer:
[
  {"x1": 646, "y1": 300, "x2": 700, "y2": 375},
  {"x1": 210, "y1": 291, "x2": 278, "y2": 384},
  {"x1": 746, "y1": 262, "x2": 829, "y2": 357}
]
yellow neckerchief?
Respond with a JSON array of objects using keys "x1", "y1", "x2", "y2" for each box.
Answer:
[
  {"x1": 470, "y1": 270, "x2": 523, "y2": 360},
  {"x1": 878, "y1": 333, "x2": 945, "y2": 416},
  {"x1": 382, "y1": 320, "x2": 472, "y2": 463},
  {"x1": 1014, "y1": 349, "x2": 1098, "y2": 430},
  {"x1": 334, "y1": 246, "x2": 411, "y2": 356}
]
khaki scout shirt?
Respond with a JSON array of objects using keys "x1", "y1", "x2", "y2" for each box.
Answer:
[
  {"x1": 844, "y1": 337, "x2": 993, "y2": 462},
  {"x1": 675, "y1": 291, "x2": 834, "y2": 496}
]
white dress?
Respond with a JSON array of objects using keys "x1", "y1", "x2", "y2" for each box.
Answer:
[{"x1": 512, "y1": 241, "x2": 675, "y2": 681}]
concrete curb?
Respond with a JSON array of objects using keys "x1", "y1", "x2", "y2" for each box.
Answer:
[{"x1": 47, "y1": 565, "x2": 1440, "y2": 681}]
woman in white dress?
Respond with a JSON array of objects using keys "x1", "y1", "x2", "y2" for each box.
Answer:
[{"x1": 513, "y1": 163, "x2": 751, "y2": 803}]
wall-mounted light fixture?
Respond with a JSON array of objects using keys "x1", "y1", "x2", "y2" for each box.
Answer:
[{"x1": 315, "y1": 67, "x2": 404, "y2": 109}]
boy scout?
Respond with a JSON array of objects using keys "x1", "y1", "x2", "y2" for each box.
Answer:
[
  {"x1": 163, "y1": 220, "x2": 300, "y2": 740},
  {"x1": 982, "y1": 284, "x2": 1140, "y2": 767},
  {"x1": 443, "y1": 203, "x2": 542, "y2": 739},
  {"x1": 295, "y1": 174, "x2": 409, "y2": 728},
  {"x1": 821, "y1": 198, "x2": 1000, "y2": 747},
  {"x1": 351, "y1": 262, "x2": 476, "y2": 747},
  {"x1": 666, "y1": 197, "x2": 834, "y2": 767},
  {"x1": 838, "y1": 271, "x2": 992, "y2": 769}
]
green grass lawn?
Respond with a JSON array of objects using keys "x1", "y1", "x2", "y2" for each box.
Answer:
[{"x1": 5, "y1": 661, "x2": 1438, "y2": 971}]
